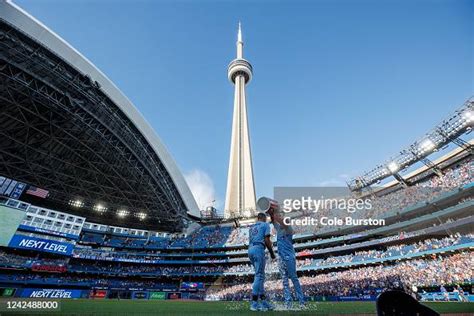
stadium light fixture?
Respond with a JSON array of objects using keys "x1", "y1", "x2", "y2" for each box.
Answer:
[
  {"x1": 463, "y1": 110, "x2": 473, "y2": 125},
  {"x1": 136, "y1": 212, "x2": 147, "y2": 220},
  {"x1": 94, "y1": 204, "x2": 107, "y2": 213},
  {"x1": 69, "y1": 199, "x2": 84, "y2": 208},
  {"x1": 387, "y1": 161, "x2": 399, "y2": 173},
  {"x1": 419, "y1": 139, "x2": 436, "y2": 154},
  {"x1": 117, "y1": 209, "x2": 129, "y2": 218}
]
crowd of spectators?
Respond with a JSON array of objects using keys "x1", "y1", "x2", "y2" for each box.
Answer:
[
  {"x1": 2, "y1": 251, "x2": 469, "y2": 299},
  {"x1": 1, "y1": 251, "x2": 470, "y2": 298},
  {"x1": 368, "y1": 159, "x2": 472, "y2": 217},
  {"x1": 80, "y1": 226, "x2": 236, "y2": 249},
  {"x1": 68, "y1": 261, "x2": 227, "y2": 275},
  {"x1": 0, "y1": 273, "x2": 177, "y2": 289},
  {"x1": 169, "y1": 226, "x2": 233, "y2": 248},
  {"x1": 219, "y1": 234, "x2": 473, "y2": 274},
  {"x1": 1, "y1": 232, "x2": 470, "y2": 282},
  {"x1": 73, "y1": 246, "x2": 247, "y2": 262},
  {"x1": 0, "y1": 250, "x2": 67, "y2": 268},
  {"x1": 224, "y1": 227, "x2": 250, "y2": 247},
  {"x1": 67, "y1": 234, "x2": 473, "y2": 276},
  {"x1": 206, "y1": 252, "x2": 473, "y2": 300},
  {"x1": 73, "y1": 248, "x2": 163, "y2": 262},
  {"x1": 299, "y1": 233, "x2": 473, "y2": 262},
  {"x1": 0, "y1": 250, "x2": 35, "y2": 267},
  {"x1": 1, "y1": 240, "x2": 471, "y2": 298}
]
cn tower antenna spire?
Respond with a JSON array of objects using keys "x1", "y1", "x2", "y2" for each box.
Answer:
[
  {"x1": 238, "y1": 21, "x2": 242, "y2": 42},
  {"x1": 237, "y1": 22, "x2": 243, "y2": 59}
]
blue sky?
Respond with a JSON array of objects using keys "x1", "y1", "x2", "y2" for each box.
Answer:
[{"x1": 16, "y1": 0, "x2": 473, "y2": 211}]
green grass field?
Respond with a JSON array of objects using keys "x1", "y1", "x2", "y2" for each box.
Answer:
[{"x1": 3, "y1": 300, "x2": 473, "y2": 315}]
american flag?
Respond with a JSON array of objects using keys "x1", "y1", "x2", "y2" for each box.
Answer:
[{"x1": 26, "y1": 186, "x2": 49, "y2": 198}]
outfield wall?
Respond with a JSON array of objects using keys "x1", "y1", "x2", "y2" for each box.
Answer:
[{"x1": 2, "y1": 287, "x2": 472, "y2": 302}]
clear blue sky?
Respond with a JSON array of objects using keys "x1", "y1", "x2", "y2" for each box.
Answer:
[{"x1": 16, "y1": 0, "x2": 473, "y2": 210}]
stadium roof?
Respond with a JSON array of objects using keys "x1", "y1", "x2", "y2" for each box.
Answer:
[
  {"x1": 348, "y1": 98, "x2": 473, "y2": 191},
  {"x1": 0, "y1": 0, "x2": 199, "y2": 231}
]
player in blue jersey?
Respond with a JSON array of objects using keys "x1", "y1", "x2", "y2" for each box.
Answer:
[
  {"x1": 248, "y1": 212, "x2": 276, "y2": 311},
  {"x1": 267, "y1": 206, "x2": 305, "y2": 309}
]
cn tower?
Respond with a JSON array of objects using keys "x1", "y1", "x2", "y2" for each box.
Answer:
[{"x1": 224, "y1": 23, "x2": 257, "y2": 218}]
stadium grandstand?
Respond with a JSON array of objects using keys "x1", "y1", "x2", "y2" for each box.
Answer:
[{"x1": 0, "y1": 0, "x2": 472, "y2": 314}]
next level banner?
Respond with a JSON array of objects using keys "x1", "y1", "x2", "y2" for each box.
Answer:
[
  {"x1": 17, "y1": 288, "x2": 84, "y2": 299},
  {"x1": 8, "y1": 235, "x2": 74, "y2": 256}
]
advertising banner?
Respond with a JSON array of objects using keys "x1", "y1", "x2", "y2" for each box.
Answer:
[
  {"x1": 338, "y1": 295, "x2": 376, "y2": 301},
  {"x1": 8, "y1": 235, "x2": 74, "y2": 256},
  {"x1": 167, "y1": 292, "x2": 182, "y2": 300},
  {"x1": 132, "y1": 291, "x2": 148, "y2": 299},
  {"x1": 420, "y1": 292, "x2": 472, "y2": 302},
  {"x1": 90, "y1": 290, "x2": 107, "y2": 299},
  {"x1": 0, "y1": 288, "x2": 15, "y2": 297},
  {"x1": 31, "y1": 263, "x2": 67, "y2": 273},
  {"x1": 309, "y1": 295, "x2": 377, "y2": 302},
  {"x1": 149, "y1": 292, "x2": 166, "y2": 300},
  {"x1": 181, "y1": 282, "x2": 204, "y2": 290},
  {"x1": 17, "y1": 288, "x2": 83, "y2": 299}
]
